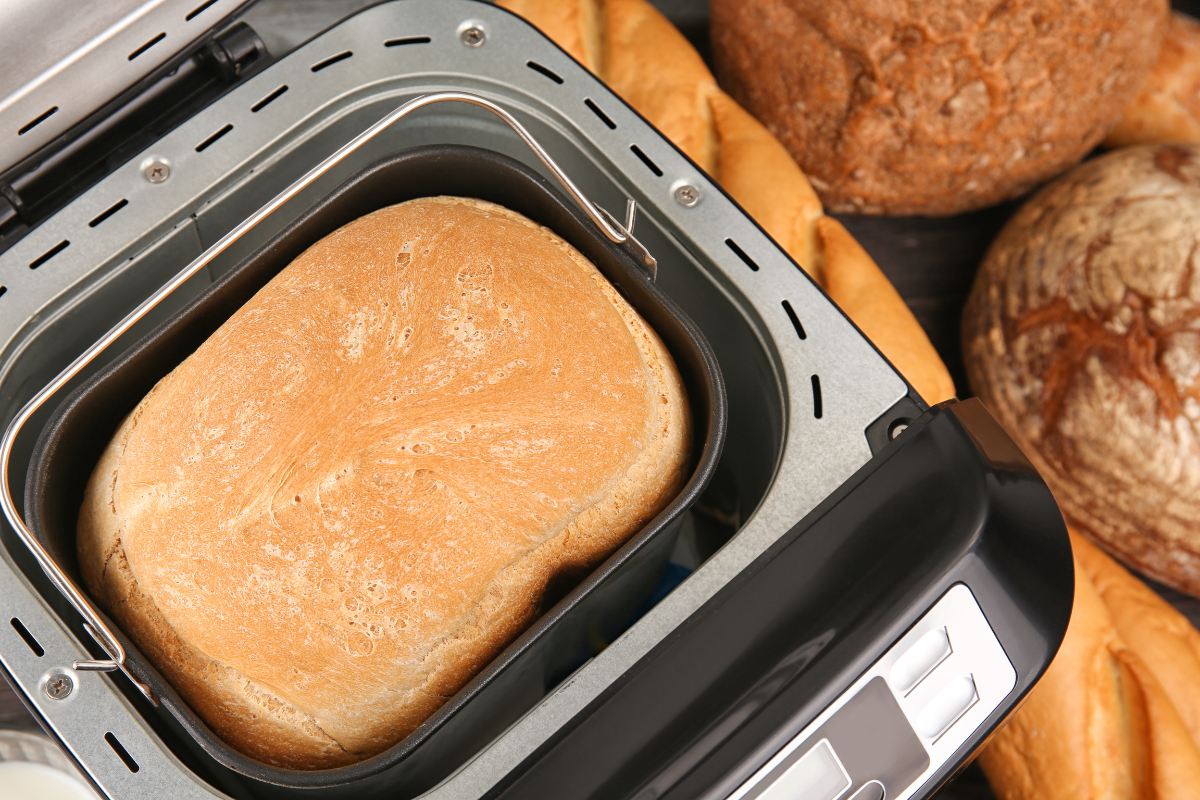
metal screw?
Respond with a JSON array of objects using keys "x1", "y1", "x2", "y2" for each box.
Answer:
[
  {"x1": 890, "y1": 422, "x2": 909, "y2": 440},
  {"x1": 460, "y1": 26, "x2": 485, "y2": 47},
  {"x1": 674, "y1": 184, "x2": 699, "y2": 207},
  {"x1": 144, "y1": 160, "x2": 170, "y2": 184},
  {"x1": 45, "y1": 672, "x2": 73, "y2": 700}
]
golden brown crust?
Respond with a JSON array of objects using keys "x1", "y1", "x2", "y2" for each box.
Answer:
[
  {"x1": 603, "y1": 0, "x2": 719, "y2": 175},
  {"x1": 963, "y1": 144, "x2": 1200, "y2": 597},
  {"x1": 1107, "y1": 12, "x2": 1200, "y2": 148},
  {"x1": 500, "y1": 0, "x2": 819, "y2": 273},
  {"x1": 816, "y1": 217, "x2": 956, "y2": 405},
  {"x1": 1074, "y1": 532, "x2": 1200, "y2": 750},
  {"x1": 499, "y1": 0, "x2": 957, "y2": 405},
  {"x1": 712, "y1": 0, "x2": 1169, "y2": 216},
  {"x1": 978, "y1": 530, "x2": 1200, "y2": 800},
  {"x1": 706, "y1": 90, "x2": 825, "y2": 285},
  {"x1": 78, "y1": 197, "x2": 690, "y2": 769}
]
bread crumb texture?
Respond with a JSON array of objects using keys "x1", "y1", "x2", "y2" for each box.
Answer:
[
  {"x1": 964, "y1": 145, "x2": 1200, "y2": 597},
  {"x1": 712, "y1": 0, "x2": 1168, "y2": 215},
  {"x1": 77, "y1": 197, "x2": 691, "y2": 769}
]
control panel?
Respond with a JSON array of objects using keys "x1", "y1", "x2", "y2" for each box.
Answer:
[{"x1": 727, "y1": 584, "x2": 1015, "y2": 800}]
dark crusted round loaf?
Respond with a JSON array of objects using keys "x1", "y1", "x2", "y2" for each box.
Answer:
[
  {"x1": 964, "y1": 144, "x2": 1200, "y2": 596},
  {"x1": 712, "y1": 0, "x2": 1168, "y2": 216}
]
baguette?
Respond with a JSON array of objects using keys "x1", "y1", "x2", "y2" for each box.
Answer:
[
  {"x1": 1073, "y1": 531, "x2": 1200, "y2": 751},
  {"x1": 1105, "y1": 12, "x2": 1200, "y2": 148},
  {"x1": 979, "y1": 530, "x2": 1200, "y2": 799},
  {"x1": 499, "y1": 0, "x2": 956, "y2": 405}
]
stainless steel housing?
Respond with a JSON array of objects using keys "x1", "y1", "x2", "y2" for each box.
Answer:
[
  {"x1": 0, "y1": 1, "x2": 908, "y2": 797},
  {"x1": 0, "y1": 0, "x2": 253, "y2": 172}
]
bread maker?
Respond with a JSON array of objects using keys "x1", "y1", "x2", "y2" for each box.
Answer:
[{"x1": 0, "y1": 2, "x2": 1073, "y2": 799}]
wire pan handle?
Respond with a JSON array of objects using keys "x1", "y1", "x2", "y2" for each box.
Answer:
[{"x1": 0, "y1": 91, "x2": 657, "y2": 704}]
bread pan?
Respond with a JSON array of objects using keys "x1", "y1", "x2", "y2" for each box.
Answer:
[{"x1": 23, "y1": 142, "x2": 726, "y2": 792}]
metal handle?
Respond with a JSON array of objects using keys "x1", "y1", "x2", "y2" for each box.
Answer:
[{"x1": 0, "y1": 91, "x2": 657, "y2": 704}]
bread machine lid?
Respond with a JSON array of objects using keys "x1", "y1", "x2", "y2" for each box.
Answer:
[{"x1": 0, "y1": 0, "x2": 254, "y2": 175}]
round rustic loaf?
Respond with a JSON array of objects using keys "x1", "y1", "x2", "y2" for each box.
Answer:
[
  {"x1": 77, "y1": 197, "x2": 691, "y2": 769},
  {"x1": 963, "y1": 144, "x2": 1200, "y2": 596},
  {"x1": 711, "y1": 0, "x2": 1168, "y2": 216}
]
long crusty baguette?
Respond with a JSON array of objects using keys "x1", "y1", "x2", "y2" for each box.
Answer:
[
  {"x1": 78, "y1": 197, "x2": 691, "y2": 769},
  {"x1": 1105, "y1": 12, "x2": 1200, "y2": 148},
  {"x1": 979, "y1": 529, "x2": 1200, "y2": 799},
  {"x1": 1076, "y1": 532, "x2": 1200, "y2": 749},
  {"x1": 498, "y1": 0, "x2": 956, "y2": 405}
]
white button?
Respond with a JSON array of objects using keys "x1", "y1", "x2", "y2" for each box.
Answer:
[
  {"x1": 889, "y1": 627, "x2": 950, "y2": 694},
  {"x1": 917, "y1": 676, "x2": 978, "y2": 739}
]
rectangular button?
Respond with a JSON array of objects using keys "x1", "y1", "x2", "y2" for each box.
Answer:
[
  {"x1": 916, "y1": 676, "x2": 978, "y2": 740},
  {"x1": 889, "y1": 627, "x2": 950, "y2": 695}
]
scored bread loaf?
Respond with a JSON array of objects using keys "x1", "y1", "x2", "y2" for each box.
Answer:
[
  {"x1": 499, "y1": 0, "x2": 956, "y2": 405},
  {"x1": 78, "y1": 197, "x2": 691, "y2": 769},
  {"x1": 979, "y1": 530, "x2": 1200, "y2": 799},
  {"x1": 962, "y1": 144, "x2": 1200, "y2": 598},
  {"x1": 1077, "y1": 533, "x2": 1200, "y2": 748},
  {"x1": 710, "y1": 0, "x2": 1168, "y2": 216}
]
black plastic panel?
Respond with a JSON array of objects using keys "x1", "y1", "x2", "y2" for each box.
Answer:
[
  {"x1": 494, "y1": 399, "x2": 1072, "y2": 800},
  {"x1": 737, "y1": 678, "x2": 926, "y2": 800},
  {"x1": 0, "y1": 21, "x2": 268, "y2": 256}
]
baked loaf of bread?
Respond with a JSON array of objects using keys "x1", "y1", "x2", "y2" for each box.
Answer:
[
  {"x1": 963, "y1": 144, "x2": 1200, "y2": 597},
  {"x1": 711, "y1": 0, "x2": 1168, "y2": 216},
  {"x1": 78, "y1": 197, "x2": 691, "y2": 769},
  {"x1": 1106, "y1": 12, "x2": 1200, "y2": 148},
  {"x1": 499, "y1": 0, "x2": 956, "y2": 403},
  {"x1": 979, "y1": 530, "x2": 1200, "y2": 800}
]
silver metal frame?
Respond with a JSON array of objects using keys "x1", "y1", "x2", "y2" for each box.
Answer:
[
  {"x1": 0, "y1": 90, "x2": 654, "y2": 705},
  {"x1": 0, "y1": 2, "x2": 909, "y2": 797},
  {"x1": 1, "y1": 0, "x2": 252, "y2": 172}
]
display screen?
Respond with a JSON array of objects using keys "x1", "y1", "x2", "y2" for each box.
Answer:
[{"x1": 759, "y1": 739, "x2": 851, "y2": 800}]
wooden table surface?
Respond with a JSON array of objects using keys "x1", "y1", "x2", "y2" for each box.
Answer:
[{"x1": 6, "y1": 2, "x2": 1199, "y2": 799}]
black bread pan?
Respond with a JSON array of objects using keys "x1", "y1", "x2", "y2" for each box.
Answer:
[{"x1": 23, "y1": 145, "x2": 726, "y2": 794}]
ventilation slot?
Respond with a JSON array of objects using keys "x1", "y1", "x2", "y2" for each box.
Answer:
[
  {"x1": 128, "y1": 32, "x2": 166, "y2": 61},
  {"x1": 630, "y1": 145, "x2": 662, "y2": 177},
  {"x1": 88, "y1": 199, "x2": 128, "y2": 228},
  {"x1": 311, "y1": 51, "x2": 353, "y2": 72},
  {"x1": 10, "y1": 618, "x2": 43, "y2": 657},
  {"x1": 251, "y1": 85, "x2": 288, "y2": 112},
  {"x1": 584, "y1": 98, "x2": 616, "y2": 129},
  {"x1": 527, "y1": 61, "x2": 564, "y2": 84},
  {"x1": 30, "y1": 240, "x2": 69, "y2": 269},
  {"x1": 19, "y1": 107, "x2": 58, "y2": 136},
  {"x1": 186, "y1": 0, "x2": 219, "y2": 21},
  {"x1": 725, "y1": 238, "x2": 759, "y2": 272},
  {"x1": 781, "y1": 299, "x2": 807, "y2": 339},
  {"x1": 105, "y1": 733, "x2": 140, "y2": 773},
  {"x1": 195, "y1": 124, "x2": 232, "y2": 152},
  {"x1": 811, "y1": 375, "x2": 823, "y2": 419},
  {"x1": 385, "y1": 36, "x2": 431, "y2": 47}
]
